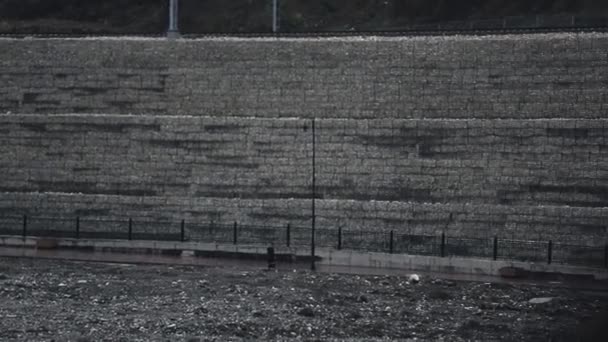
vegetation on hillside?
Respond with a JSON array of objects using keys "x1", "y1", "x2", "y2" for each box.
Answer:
[{"x1": 0, "y1": 0, "x2": 606, "y2": 34}]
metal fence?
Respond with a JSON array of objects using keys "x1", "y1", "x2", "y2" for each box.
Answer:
[{"x1": 1, "y1": 214, "x2": 606, "y2": 269}]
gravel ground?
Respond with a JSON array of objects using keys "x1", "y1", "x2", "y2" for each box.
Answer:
[{"x1": 0, "y1": 257, "x2": 606, "y2": 341}]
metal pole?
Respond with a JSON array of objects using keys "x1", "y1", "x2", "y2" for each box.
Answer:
[
  {"x1": 180, "y1": 219, "x2": 185, "y2": 242},
  {"x1": 547, "y1": 240, "x2": 553, "y2": 265},
  {"x1": 286, "y1": 224, "x2": 290, "y2": 247},
  {"x1": 311, "y1": 118, "x2": 316, "y2": 271},
  {"x1": 22, "y1": 214, "x2": 27, "y2": 240},
  {"x1": 337, "y1": 227, "x2": 342, "y2": 250},
  {"x1": 493, "y1": 236, "x2": 498, "y2": 261},
  {"x1": 128, "y1": 218, "x2": 133, "y2": 241},
  {"x1": 76, "y1": 216, "x2": 80, "y2": 239},
  {"x1": 168, "y1": 0, "x2": 180, "y2": 38},
  {"x1": 233, "y1": 221, "x2": 238, "y2": 245},
  {"x1": 390, "y1": 230, "x2": 394, "y2": 254},
  {"x1": 272, "y1": 0, "x2": 279, "y2": 33},
  {"x1": 440, "y1": 232, "x2": 445, "y2": 257}
]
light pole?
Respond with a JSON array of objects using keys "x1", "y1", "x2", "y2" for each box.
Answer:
[
  {"x1": 310, "y1": 118, "x2": 316, "y2": 271},
  {"x1": 272, "y1": 0, "x2": 280, "y2": 33},
  {"x1": 168, "y1": 0, "x2": 180, "y2": 38}
]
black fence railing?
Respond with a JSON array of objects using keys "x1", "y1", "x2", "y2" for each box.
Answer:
[{"x1": 0, "y1": 214, "x2": 606, "y2": 269}]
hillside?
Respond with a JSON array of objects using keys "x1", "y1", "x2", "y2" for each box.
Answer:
[{"x1": 0, "y1": 0, "x2": 607, "y2": 34}]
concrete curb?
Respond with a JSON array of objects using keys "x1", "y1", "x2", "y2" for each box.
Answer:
[{"x1": 1, "y1": 235, "x2": 607, "y2": 280}]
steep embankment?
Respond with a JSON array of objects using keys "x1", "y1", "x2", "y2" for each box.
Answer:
[{"x1": 0, "y1": 32, "x2": 607, "y2": 244}]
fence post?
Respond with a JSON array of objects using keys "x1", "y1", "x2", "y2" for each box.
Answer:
[
  {"x1": 547, "y1": 240, "x2": 553, "y2": 265},
  {"x1": 76, "y1": 216, "x2": 80, "y2": 239},
  {"x1": 167, "y1": 0, "x2": 180, "y2": 38},
  {"x1": 337, "y1": 227, "x2": 342, "y2": 250},
  {"x1": 22, "y1": 214, "x2": 27, "y2": 240},
  {"x1": 493, "y1": 236, "x2": 498, "y2": 261},
  {"x1": 180, "y1": 219, "x2": 185, "y2": 242},
  {"x1": 440, "y1": 233, "x2": 446, "y2": 257},
  {"x1": 233, "y1": 221, "x2": 237, "y2": 245},
  {"x1": 286, "y1": 224, "x2": 290, "y2": 247},
  {"x1": 389, "y1": 230, "x2": 394, "y2": 254},
  {"x1": 272, "y1": 0, "x2": 280, "y2": 33},
  {"x1": 128, "y1": 218, "x2": 133, "y2": 241}
]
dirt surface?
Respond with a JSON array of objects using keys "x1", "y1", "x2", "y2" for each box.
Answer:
[{"x1": 0, "y1": 257, "x2": 606, "y2": 341}]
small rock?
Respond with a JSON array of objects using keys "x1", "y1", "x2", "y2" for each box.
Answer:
[
  {"x1": 357, "y1": 295, "x2": 368, "y2": 303},
  {"x1": 408, "y1": 274, "x2": 420, "y2": 284},
  {"x1": 529, "y1": 297, "x2": 554, "y2": 304},
  {"x1": 297, "y1": 307, "x2": 315, "y2": 317},
  {"x1": 349, "y1": 311, "x2": 363, "y2": 320}
]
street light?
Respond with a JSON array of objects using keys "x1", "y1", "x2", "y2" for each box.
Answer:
[
  {"x1": 303, "y1": 119, "x2": 316, "y2": 271},
  {"x1": 272, "y1": 0, "x2": 280, "y2": 33},
  {"x1": 310, "y1": 118, "x2": 316, "y2": 270},
  {"x1": 168, "y1": 0, "x2": 180, "y2": 38}
]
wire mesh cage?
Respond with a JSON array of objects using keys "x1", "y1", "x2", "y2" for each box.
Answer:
[
  {"x1": 79, "y1": 218, "x2": 129, "y2": 240},
  {"x1": 445, "y1": 236, "x2": 494, "y2": 259},
  {"x1": 26, "y1": 216, "x2": 75, "y2": 239},
  {"x1": 393, "y1": 233, "x2": 440, "y2": 256},
  {"x1": 496, "y1": 239, "x2": 548, "y2": 263},
  {"x1": 0, "y1": 215, "x2": 23, "y2": 236}
]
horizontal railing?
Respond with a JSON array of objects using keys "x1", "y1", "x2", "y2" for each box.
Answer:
[{"x1": 0, "y1": 214, "x2": 606, "y2": 269}]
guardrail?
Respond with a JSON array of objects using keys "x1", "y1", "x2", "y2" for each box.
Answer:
[{"x1": 0, "y1": 214, "x2": 606, "y2": 269}]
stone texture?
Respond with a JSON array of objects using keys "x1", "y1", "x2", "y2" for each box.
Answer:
[
  {"x1": 0, "y1": 33, "x2": 607, "y2": 245},
  {"x1": 0, "y1": 33, "x2": 607, "y2": 118}
]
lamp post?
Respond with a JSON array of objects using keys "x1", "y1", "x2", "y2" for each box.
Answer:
[
  {"x1": 168, "y1": 0, "x2": 180, "y2": 38},
  {"x1": 272, "y1": 0, "x2": 279, "y2": 33},
  {"x1": 310, "y1": 118, "x2": 316, "y2": 271}
]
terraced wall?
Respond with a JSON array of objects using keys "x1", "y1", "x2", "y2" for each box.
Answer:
[{"x1": 0, "y1": 33, "x2": 607, "y2": 243}]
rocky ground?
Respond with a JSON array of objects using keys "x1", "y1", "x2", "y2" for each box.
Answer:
[{"x1": 0, "y1": 257, "x2": 606, "y2": 341}]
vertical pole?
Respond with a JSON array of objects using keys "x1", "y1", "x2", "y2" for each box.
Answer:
[
  {"x1": 233, "y1": 221, "x2": 238, "y2": 245},
  {"x1": 180, "y1": 219, "x2": 185, "y2": 242},
  {"x1": 286, "y1": 223, "x2": 290, "y2": 247},
  {"x1": 604, "y1": 244, "x2": 608, "y2": 269},
  {"x1": 267, "y1": 247, "x2": 276, "y2": 269},
  {"x1": 493, "y1": 236, "x2": 498, "y2": 261},
  {"x1": 547, "y1": 240, "x2": 553, "y2": 265},
  {"x1": 390, "y1": 230, "x2": 394, "y2": 254},
  {"x1": 22, "y1": 214, "x2": 27, "y2": 240},
  {"x1": 128, "y1": 218, "x2": 133, "y2": 241},
  {"x1": 76, "y1": 216, "x2": 80, "y2": 239},
  {"x1": 272, "y1": 0, "x2": 279, "y2": 33},
  {"x1": 167, "y1": 0, "x2": 180, "y2": 38},
  {"x1": 311, "y1": 118, "x2": 316, "y2": 271},
  {"x1": 440, "y1": 232, "x2": 445, "y2": 257},
  {"x1": 209, "y1": 220, "x2": 213, "y2": 240},
  {"x1": 337, "y1": 227, "x2": 342, "y2": 250}
]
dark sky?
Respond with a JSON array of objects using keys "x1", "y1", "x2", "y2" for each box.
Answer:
[{"x1": 0, "y1": 0, "x2": 606, "y2": 33}]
